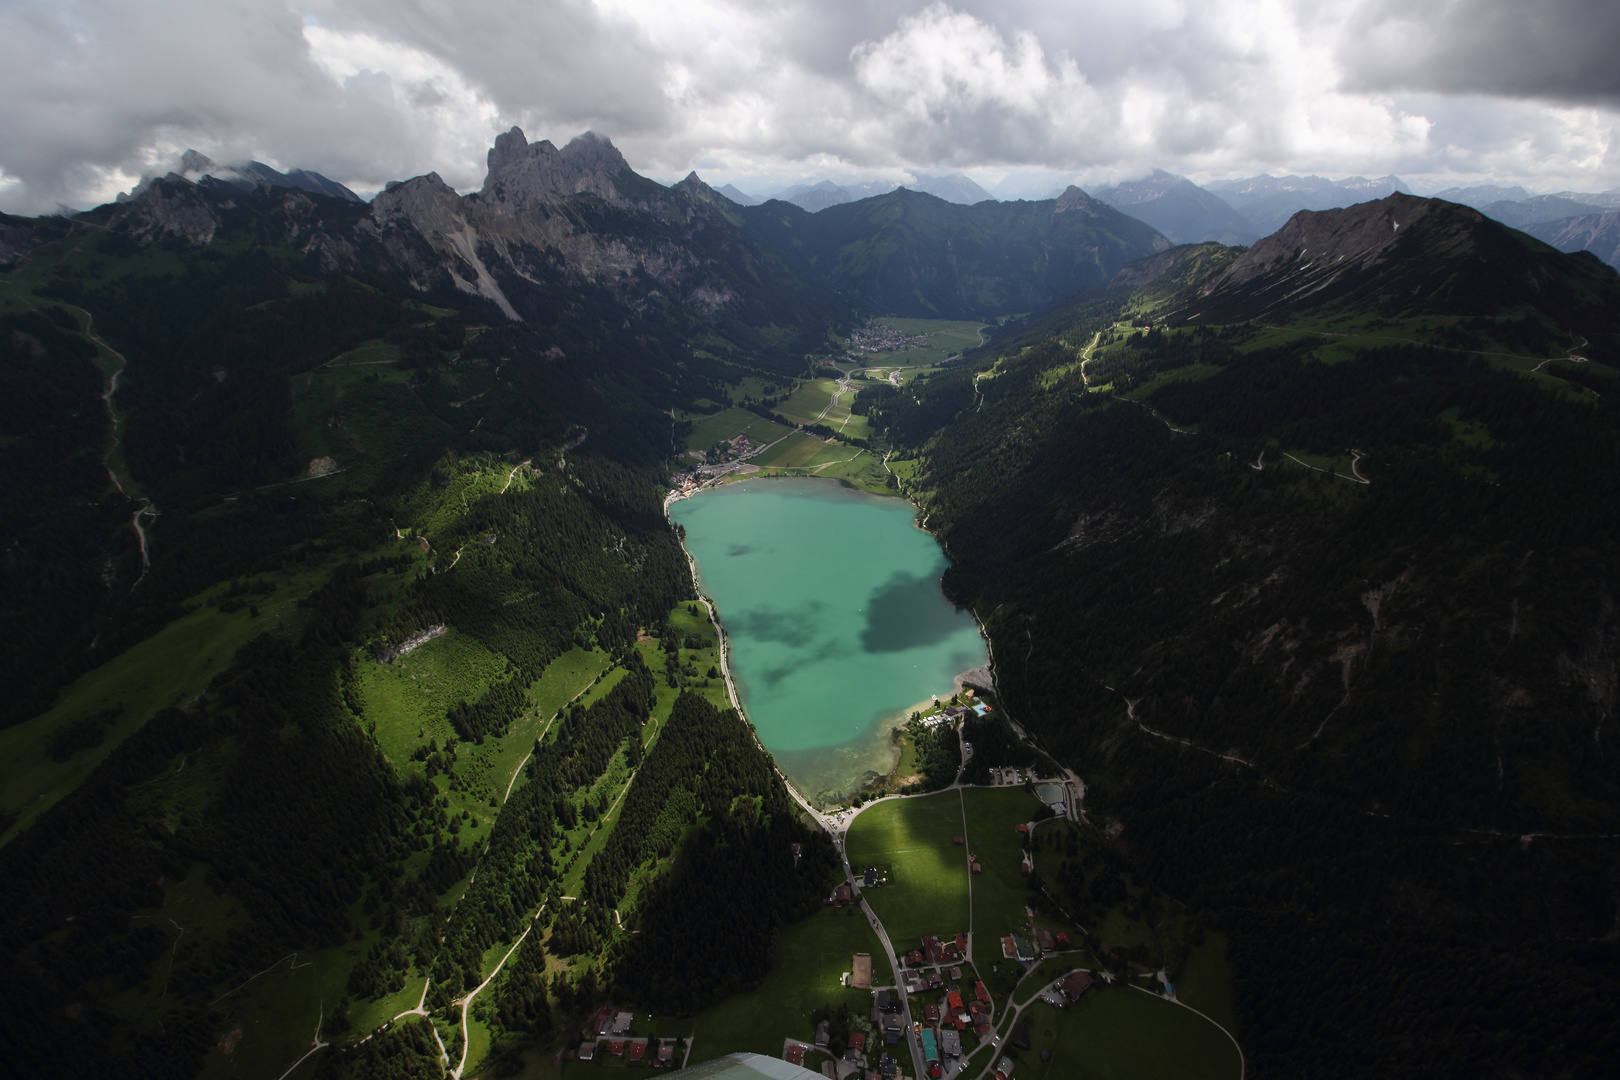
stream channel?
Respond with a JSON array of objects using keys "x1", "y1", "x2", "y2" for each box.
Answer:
[{"x1": 669, "y1": 477, "x2": 987, "y2": 805}]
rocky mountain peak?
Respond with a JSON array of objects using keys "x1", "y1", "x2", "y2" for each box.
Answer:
[
  {"x1": 560, "y1": 131, "x2": 628, "y2": 173},
  {"x1": 479, "y1": 127, "x2": 627, "y2": 207},
  {"x1": 1054, "y1": 185, "x2": 1100, "y2": 214},
  {"x1": 179, "y1": 149, "x2": 217, "y2": 175},
  {"x1": 671, "y1": 171, "x2": 716, "y2": 199},
  {"x1": 1217, "y1": 192, "x2": 1442, "y2": 290}
]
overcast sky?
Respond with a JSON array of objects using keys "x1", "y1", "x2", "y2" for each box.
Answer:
[{"x1": 2, "y1": 0, "x2": 1618, "y2": 213}]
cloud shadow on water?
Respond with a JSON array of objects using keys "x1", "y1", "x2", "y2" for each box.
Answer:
[
  {"x1": 861, "y1": 570, "x2": 962, "y2": 652},
  {"x1": 726, "y1": 543, "x2": 756, "y2": 556},
  {"x1": 759, "y1": 637, "x2": 849, "y2": 688},
  {"x1": 735, "y1": 601, "x2": 824, "y2": 649}
]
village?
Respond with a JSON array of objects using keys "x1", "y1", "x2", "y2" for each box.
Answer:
[
  {"x1": 770, "y1": 924, "x2": 1096, "y2": 1080},
  {"x1": 842, "y1": 321, "x2": 932, "y2": 359}
]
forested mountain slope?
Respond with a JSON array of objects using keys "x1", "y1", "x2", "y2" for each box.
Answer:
[
  {"x1": 866, "y1": 200, "x2": 1620, "y2": 1077},
  {"x1": 0, "y1": 152, "x2": 842, "y2": 1078},
  {"x1": 1161, "y1": 194, "x2": 1620, "y2": 350},
  {"x1": 740, "y1": 186, "x2": 1170, "y2": 318}
]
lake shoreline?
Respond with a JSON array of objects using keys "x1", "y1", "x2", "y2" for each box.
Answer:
[{"x1": 664, "y1": 474, "x2": 993, "y2": 809}]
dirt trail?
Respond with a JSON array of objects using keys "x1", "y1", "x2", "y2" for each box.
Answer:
[{"x1": 68, "y1": 303, "x2": 158, "y2": 587}]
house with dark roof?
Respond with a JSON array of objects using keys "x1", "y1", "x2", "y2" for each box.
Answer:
[
  {"x1": 1061, "y1": 970, "x2": 1094, "y2": 1001},
  {"x1": 1034, "y1": 929, "x2": 1056, "y2": 954},
  {"x1": 579, "y1": 1041, "x2": 597, "y2": 1061}
]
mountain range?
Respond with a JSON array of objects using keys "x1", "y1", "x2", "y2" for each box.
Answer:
[
  {"x1": 859, "y1": 196, "x2": 1620, "y2": 1079},
  {"x1": 739, "y1": 184, "x2": 1170, "y2": 318},
  {"x1": 3, "y1": 124, "x2": 1620, "y2": 1080},
  {"x1": 119, "y1": 149, "x2": 363, "y2": 204},
  {"x1": 1203, "y1": 173, "x2": 1408, "y2": 233},
  {"x1": 718, "y1": 173, "x2": 996, "y2": 212},
  {"x1": 1091, "y1": 168, "x2": 1260, "y2": 245}
]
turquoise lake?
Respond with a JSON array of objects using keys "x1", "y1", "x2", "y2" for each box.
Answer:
[{"x1": 669, "y1": 477, "x2": 987, "y2": 804}]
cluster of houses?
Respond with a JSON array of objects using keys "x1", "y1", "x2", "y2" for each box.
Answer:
[
  {"x1": 999, "y1": 929, "x2": 1070, "y2": 964},
  {"x1": 903, "y1": 933, "x2": 990, "y2": 1077},
  {"x1": 919, "y1": 701, "x2": 991, "y2": 729},
  {"x1": 789, "y1": 1027, "x2": 902, "y2": 1080},
  {"x1": 844, "y1": 321, "x2": 932, "y2": 358},
  {"x1": 576, "y1": 1005, "x2": 680, "y2": 1068}
]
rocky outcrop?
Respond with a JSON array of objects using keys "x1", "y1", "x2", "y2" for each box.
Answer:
[
  {"x1": 107, "y1": 175, "x2": 221, "y2": 245},
  {"x1": 1525, "y1": 210, "x2": 1620, "y2": 270},
  {"x1": 0, "y1": 216, "x2": 44, "y2": 269},
  {"x1": 1202, "y1": 191, "x2": 1437, "y2": 300},
  {"x1": 480, "y1": 128, "x2": 629, "y2": 206},
  {"x1": 330, "y1": 128, "x2": 749, "y2": 320}
]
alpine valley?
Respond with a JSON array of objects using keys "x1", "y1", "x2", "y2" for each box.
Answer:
[{"x1": 1, "y1": 128, "x2": 1617, "y2": 1080}]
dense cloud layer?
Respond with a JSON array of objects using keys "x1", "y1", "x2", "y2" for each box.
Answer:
[{"x1": 1, "y1": 0, "x2": 1616, "y2": 214}]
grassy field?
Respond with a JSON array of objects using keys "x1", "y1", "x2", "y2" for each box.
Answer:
[
  {"x1": 1119, "y1": 362, "x2": 1226, "y2": 400},
  {"x1": 751, "y1": 430, "x2": 824, "y2": 468},
  {"x1": 362, "y1": 628, "x2": 510, "y2": 767},
  {"x1": 774, "y1": 378, "x2": 839, "y2": 425},
  {"x1": 686, "y1": 407, "x2": 778, "y2": 451},
  {"x1": 688, "y1": 905, "x2": 893, "y2": 1063},
  {"x1": 530, "y1": 648, "x2": 617, "y2": 724},
  {"x1": 1173, "y1": 933, "x2": 1238, "y2": 1034},
  {"x1": 961, "y1": 788, "x2": 1046, "y2": 946},
  {"x1": 747, "y1": 448, "x2": 893, "y2": 497},
  {"x1": 844, "y1": 791, "x2": 971, "y2": 948},
  {"x1": 327, "y1": 339, "x2": 403, "y2": 366},
  {"x1": 860, "y1": 318, "x2": 985, "y2": 367},
  {"x1": 285, "y1": 361, "x2": 453, "y2": 492},
  {"x1": 0, "y1": 569, "x2": 329, "y2": 847},
  {"x1": 1011, "y1": 990, "x2": 1242, "y2": 1080}
]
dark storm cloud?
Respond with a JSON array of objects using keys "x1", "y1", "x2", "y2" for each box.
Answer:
[
  {"x1": 1338, "y1": 0, "x2": 1620, "y2": 103},
  {"x1": 1, "y1": 1, "x2": 1616, "y2": 214}
]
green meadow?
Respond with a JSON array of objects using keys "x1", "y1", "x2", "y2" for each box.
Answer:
[{"x1": 844, "y1": 791, "x2": 971, "y2": 947}]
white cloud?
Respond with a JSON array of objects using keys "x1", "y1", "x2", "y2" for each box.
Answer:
[{"x1": 0, "y1": 0, "x2": 1617, "y2": 215}]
